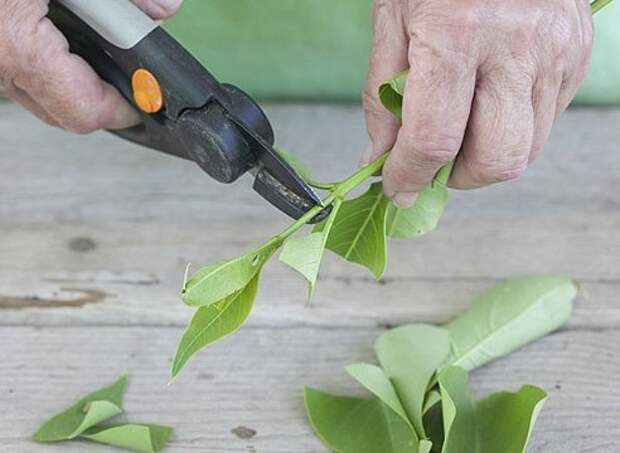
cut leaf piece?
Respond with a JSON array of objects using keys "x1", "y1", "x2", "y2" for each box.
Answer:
[
  {"x1": 345, "y1": 363, "x2": 414, "y2": 434},
  {"x1": 280, "y1": 199, "x2": 342, "y2": 300},
  {"x1": 181, "y1": 241, "x2": 278, "y2": 308},
  {"x1": 172, "y1": 273, "x2": 260, "y2": 378},
  {"x1": 423, "y1": 390, "x2": 441, "y2": 415},
  {"x1": 375, "y1": 325, "x2": 451, "y2": 439},
  {"x1": 304, "y1": 387, "x2": 418, "y2": 453},
  {"x1": 386, "y1": 162, "x2": 453, "y2": 239},
  {"x1": 81, "y1": 424, "x2": 173, "y2": 453},
  {"x1": 419, "y1": 440, "x2": 433, "y2": 453},
  {"x1": 423, "y1": 399, "x2": 444, "y2": 453},
  {"x1": 444, "y1": 275, "x2": 576, "y2": 372},
  {"x1": 379, "y1": 71, "x2": 407, "y2": 119},
  {"x1": 320, "y1": 182, "x2": 390, "y2": 279},
  {"x1": 437, "y1": 367, "x2": 476, "y2": 453},
  {"x1": 477, "y1": 385, "x2": 547, "y2": 453},
  {"x1": 33, "y1": 374, "x2": 128, "y2": 442}
]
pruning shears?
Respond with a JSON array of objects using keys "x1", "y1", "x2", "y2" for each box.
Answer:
[{"x1": 48, "y1": 0, "x2": 328, "y2": 223}]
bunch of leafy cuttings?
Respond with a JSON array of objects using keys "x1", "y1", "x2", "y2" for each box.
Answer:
[
  {"x1": 33, "y1": 374, "x2": 173, "y2": 453},
  {"x1": 306, "y1": 275, "x2": 578, "y2": 453},
  {"x1": 171, "y1": 0, "x2": 611, "y2": 380}
]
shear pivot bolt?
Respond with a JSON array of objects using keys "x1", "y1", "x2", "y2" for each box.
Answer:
[{"x1": 132, "y1": 68, "x2": 164, "y2": 113}]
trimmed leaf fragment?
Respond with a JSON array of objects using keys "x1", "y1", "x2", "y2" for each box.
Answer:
[
  {"x1": 375, "y1": 325, "x2": 451, "y2": 438},
  {"x1": 477, "y1": 385, "x2": 547, "y2": 453},
  {"x1": 437, "y1": 367, "x2": 476, "y2": 453},
  {"x1": 379, "y1": 70, "x2": 407, "y2": 119},
  {"x1": 419, "y1": 440, "x2": 433, "y2": 453},
  {"x1": 423, "y1": 399, "x2": 444, "y2": 452},
  {"x1": 438, "y1": 366, "x2": 548, "y2": 453},
  {"x1": 279, "y1": 199, "x2": 343, "y2": 300},
  {"x1": 181, "y1": 241, "x2": 278, "y2": 308},
  {"x1": 304, "y1": 387, "x2": 418, "y2": 453},
  {"x1": 33, "y1": 374, "x2": 128, "y2": 442},
  {"x1": 445, "y1": 275, "x2": 577, "y2": 372},
  {"x1": 386, "y1": 162, "x2": 453, "y2": 239},
  {"x1": 81, "y1": 424, "x2": 173, "y2": 453},
  {"x1": 345, "y1": 363, "x2": 415, "y2": 434},
  {"x1": 172, "y1": 273, "x2": 260, "y2": 378},
  {"x1": 321, "y1": 182, "x2": 390, "y2": 279}
]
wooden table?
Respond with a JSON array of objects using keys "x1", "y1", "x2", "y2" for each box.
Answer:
[{"x1": 0, "y1": 102, "x2": 619, "y2": 452}]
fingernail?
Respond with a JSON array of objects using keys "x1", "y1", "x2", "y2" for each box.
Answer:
[
  {"x1": 359, "y1": 142, "x2": 374, "y2": 167},
  {"x1": 392, "y1": 192, "x2": 418, "y2": 209},
  {"x1": 108, "y1": 104, "x2": 141, "y2": 130}
]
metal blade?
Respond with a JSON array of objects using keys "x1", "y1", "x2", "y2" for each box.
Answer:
[{"x1": 226, "y1": 113, "x2": 330, "y2": 222}]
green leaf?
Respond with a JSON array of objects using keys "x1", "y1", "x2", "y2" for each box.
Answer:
[
  {"x1": 437, "y1": 367, "x2": 476, "y2": 453},
  {"x1": 172, "y1": 273, "x2": 260, "y2": 378},
  {"x1": 374, "y1": 325, "x2": 451, "y2": 438},
  {"x1": 181, "y1": 241, "x2": 278, "y2": 307},
  {"x1": 33, "y1": 374, "x2": 128, "y2": 442},
  {"x1": 81, "y1": 424, "x2": 173, "y2": 453},
  {"x1": 279, "y1": 199, "x2": 343, "y2": 300},
  {"x1": 345, "y1": 363, "x2": 415, "y2": 434},
  {"x1": 276, "y1": 147, "x2": 312, "y2": 182},
  {"x1": 386, "y1": 162, "x2": 453, "y2": 239},
  {"x1": 320, "y1": 182, "x2": 390, "y2": 279},
  {"x1": 419, "y1": 440, "x2": 433, "y2": 453},
  {"x1": 304, "y1": 387, "x2": 418, "y2": 453},
  {"x1": 438, "y1": 367, "x2": 547, "y2": 453},
  {"x1": 423, "y1": 390, "x2": 441, "y2": 415},
  {"x1": 379, "y1": 71, "x2": 407, "y2": 119},
  {"x1": 423, "y1": 400, "x2": 444, "y2": 453},
  {"x1": 477, "y1": 385, "x2": 547, "y2": 453},
  {"x1": 444, "y1": 275, "x2": 577, "y2": 372}
]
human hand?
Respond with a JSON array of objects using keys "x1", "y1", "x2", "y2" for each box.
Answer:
[
  {"x1": 0, "y1": 0, "x2": 182, "y2": 133},
  {"x1": 362, "y1": 0, "x2": 594, "y2": 207}
]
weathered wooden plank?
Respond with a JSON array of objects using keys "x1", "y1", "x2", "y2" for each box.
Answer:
[
  {"x1": 1, "y1": 105, "x2": 619, "y2": 225},
  {"x1": 1, "y1": 104, "x2": 619, "y2": 330},
  {"x1": 0, "y1": 217, "x2": 618, "y2": 328},
  {"x1": 0, "y1": 326, "x2": 618, "y2": 452}
]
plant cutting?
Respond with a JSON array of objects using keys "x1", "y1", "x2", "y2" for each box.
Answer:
[
  {"x1": 305, "y1": 275, "x2": 578, "y2": 453},
  {"x1": 171, "y1": 0, "x2": 612, "y2": 380},
  {"x1": 33, "y1": 374, "x2": 173, "y2": 453},
  {"x1": 171, "y1": 73, "x2": 452, "y2": 379}
]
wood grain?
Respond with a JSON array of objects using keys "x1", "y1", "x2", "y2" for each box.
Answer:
[
  {"x1": 0, "y1": 103, "x2": 619, "y2": 452},
  {"x1": 0, "y1": 327, "x2": 618, "y2": 453}
]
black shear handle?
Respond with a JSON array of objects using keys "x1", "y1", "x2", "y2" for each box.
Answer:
[{"x1": 47, "y1": 1, "x2": 275, "y2": 184}]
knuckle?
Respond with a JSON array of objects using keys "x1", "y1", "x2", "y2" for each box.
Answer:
[
  {"x1": 386, "y1": 158, "x2": 419, "y2": 189},
  {"x1": 410, "y1": 135, "x2": 461, "y2": 164},
  {"x1": 467, "y1": 154, "x2": 528, "y2": 184}
]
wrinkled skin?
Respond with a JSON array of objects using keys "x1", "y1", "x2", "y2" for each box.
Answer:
[
  {"x1": 0, "y1": 0, "x2": 182, "y2": 133},
  {"x1": 363, "y1": 0, "x2": 594, "y2": 207}
]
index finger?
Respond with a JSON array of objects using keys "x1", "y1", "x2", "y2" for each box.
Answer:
[
  {"x1": 382, "y1": 34, "x2": 476, "y2": 203},
  {"x1": 13, "y1": 18, "x2": 139, "y2": 133}
]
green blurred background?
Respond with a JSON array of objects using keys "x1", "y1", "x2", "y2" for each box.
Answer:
[{"x1": 165, "y1": 0, "x2": 619, "y2": 105}]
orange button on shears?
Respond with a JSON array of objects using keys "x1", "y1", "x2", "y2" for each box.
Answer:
[{"x1": 132, "y1": 68, "x2": 164, "y2": 113}]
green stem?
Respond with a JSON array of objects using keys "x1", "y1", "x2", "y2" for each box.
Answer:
[
  {"x1": 592, "y1": 0, "x2": 613, "y2": 14},
  {"x1": 276, "y1": 153, "x2": 389, "y2": 241},
  {"x1": 306, "y1": 179, "x2": 338, "y2": 191}
]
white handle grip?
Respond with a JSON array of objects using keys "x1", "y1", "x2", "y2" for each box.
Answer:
[{"x1": 57, "y1": 0, "x2": 158, "y2": 49}]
